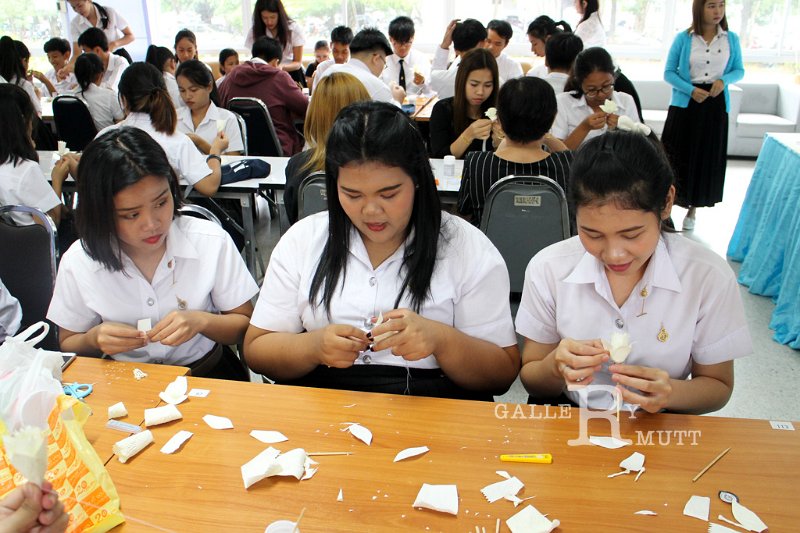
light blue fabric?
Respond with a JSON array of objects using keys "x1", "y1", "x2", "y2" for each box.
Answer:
[
  {"x1": 728, "y1": 133, "x2": 800, "y2": 349},
  {"x1": 664, "y1": 29, "x2": 744, "y2": 112}
]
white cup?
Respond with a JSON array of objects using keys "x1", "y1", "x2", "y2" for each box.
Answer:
[{"x1": 265, "y1": 520, "x2": 298, "y2": 533}]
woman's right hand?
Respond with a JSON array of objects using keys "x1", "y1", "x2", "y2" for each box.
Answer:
[
  {"x1": 50, "y1": 157, "x2": 70, "y2": 186},
  {"x1": 464, "y1": 118, "x2": 493, "y2": 142},
  {"x1": 582, "y1": 111, "x2": 608, "y2": 131},
  {"x1": 691, "y1": 87, "x2": 710, "y2": 103},
  {"x1": 552, "y1": 338, "x2": 608, "y2": 389},
  {"x1": 312, "y1": 325, "x2": 369, "y2": 368},
  {"x1": 90, "y1": 322, "x2": 147, "y2": 356},
  {"x1": 209, "y1": 131, "x2": 229, "y2": 155}
]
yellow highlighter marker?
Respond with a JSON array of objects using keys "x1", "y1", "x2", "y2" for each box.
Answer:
[{"x1": 500, "y1": 453, "x2": 553, "y2": 464}]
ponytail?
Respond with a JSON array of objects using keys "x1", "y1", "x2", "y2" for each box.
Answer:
[
  {"x1": 0, "y1": 84, "x2": 38, "y2": 165},
  {"x1": 147, "y1": 87, "x2": 178, "y2": 134},
  {"x1": 118, "y1": 62, "x2": 177, "y2": 135}
]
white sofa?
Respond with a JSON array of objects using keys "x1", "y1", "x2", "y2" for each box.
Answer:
[{"x1": 635, "y1": 80, "x2": 800, "y2": 157}]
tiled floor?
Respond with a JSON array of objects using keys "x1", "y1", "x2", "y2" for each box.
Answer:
[{"x1": 252, "y1": 157, "x2": 799, "y2": 422}]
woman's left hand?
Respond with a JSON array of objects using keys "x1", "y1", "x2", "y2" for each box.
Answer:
[
  {"x1": 609, "y1": 363, "x2": 673, "y2": 413},
  {"x1": 148, "y1": 311, "x2": 209, "y2": 346},
  {"x1": 709, "y1": 79, "x2": 725, "y2": 97},
  {"x1": 605, "y1": 113, "x2": 619, "y2": 129},
  {"x1": 369, "y1": 308, "x2": 443, "y2": 361}
]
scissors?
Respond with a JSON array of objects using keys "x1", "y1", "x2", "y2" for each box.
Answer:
[{"x1": 63, "y1": 382, "x2": 93, "y2": 400}]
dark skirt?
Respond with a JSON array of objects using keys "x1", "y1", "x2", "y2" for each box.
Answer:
[{"x1": 661, "y1": 83, "x2": 729, "y2": 208}]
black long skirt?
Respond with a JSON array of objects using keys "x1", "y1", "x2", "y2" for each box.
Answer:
[{"x1": 661, "y1": 83, "x2": 728, "y2": 208}]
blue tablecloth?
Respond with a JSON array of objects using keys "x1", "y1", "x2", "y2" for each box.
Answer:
[{"x1": 728, "y1": 133, "x2": 800, "y2": 349}]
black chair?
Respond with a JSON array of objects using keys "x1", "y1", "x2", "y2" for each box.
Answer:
[
  {"x1": 179, "y1": 204, "x2": 223, "y2": 226},
  {"x1": 0, "y1": 205, "x2": 59, "y2": 350},
  {"x1": 52, "y1": 95, "x2": 98, "y2": 151},
  {"x1": 479, "y1": 176, "x2": 570, "y2": 293},
  {"x1": 297, "y1": 172, "x2": 328, "y2": 220},
  {"x1": 230, "y1": 111, "x2": 249, "y2": 156},
  {"x1": 227, "y1": 97, "x2": 283, "y2": 157}
]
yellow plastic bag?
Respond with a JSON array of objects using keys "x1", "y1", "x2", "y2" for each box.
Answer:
[{"x1": 1, "y1": 395, "x2": 125, "y2": 532}]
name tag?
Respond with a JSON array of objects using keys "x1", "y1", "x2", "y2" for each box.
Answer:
[{"x1": 513, "y1": 195, "x2": 541, "y2": 207}]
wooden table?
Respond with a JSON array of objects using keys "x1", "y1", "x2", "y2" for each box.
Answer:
[
  {"x1": 58, "y1": 366, "x2": 800, "y2": 532},
  {"x1": 62, "y1": 357, "x2": 189, "y2": 464},
  {"x1": 411, "y1": 95, "x2": 438, "y2": 122}
]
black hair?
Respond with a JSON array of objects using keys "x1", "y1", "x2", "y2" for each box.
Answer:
[
  {"x1": 175, "y1": 59, "x2": 221, "y2": 107},
  {"x1": 252, "y1": 0, "x2": 292, "y2": 50},
  {"x1": 579, "y1": 0, "x2": 601, "y2": 25},
  {"x1": 76, "y1": 127, "x2": 183, "y2": 273},
  {"x1": 118, "y1": 62, "x2": 177, "y2": 134},
  {"x1": 453, "y1": 48, "x2": 498, "y2": 136},
  {"x1": 388, "y1": 16, "x2": 415, "y2": 43},
  {"x1": 570, "y1": 130, "x2": 674, "y2": 228},
  {"x1": 75, "y1": 52, "x2": 105, "y2": 92},
  {"x1": 545, "y1": 32, "x2": 583, "y2": 71},
  {"x1": 487, "y1": 19, "x2": 513, "y2": 42},
  {"x1": 218, "y1": 48, "x2": 238, "y2": 74},
  {"x1": 452, "y1": 19, "x2": 487, "y2": 52},
  {"x1": 330, "y1": 26, "x2": 353, "y2": 45},
  {"x1": 145, "y1": 45, "x2": 175, "y2": 74},
  {"x1": 314, "y1": 40, "x2": 329, "y2": 50},
  {"x1": 527, "y1": 16, "x2": 572, "y2": 41},
  {"x1": 13, "y1": 40, "x2": 30, "y2": 60},
  {"x1": 44, "y1": 37, "x2": 71, "y2": 55},
  {"x1": 349, "y1": 27, "x2": 392, "y2": 56},
  {"x1": 174, "y1": 28, "x2": 198, "y2": 60},
  {"x1": 566, "y1": 46, "x2": 615, "y2": 98},
  {"x1": 251, "y1": 37, "x2": 282, "y2": 62},
  {"x1": 310, "y1": 101, "x2": 442, "y2": 315},
  {"x1": 0, "y1": 36, "x2": 26, "y2": 82},
  {"x1": 498, "y1": 77, "x2": 557, "y2": 143},
  {"x1": 0, "y1": 83, "x2": 38, "y2": 166},
  {"x1": 78, "y1": 27, "x2": 109, "y2": 52}
]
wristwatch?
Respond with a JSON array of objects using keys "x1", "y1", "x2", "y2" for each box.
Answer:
[{"x1": 206, "y1": 154, "x2": 222, "y2": 164}]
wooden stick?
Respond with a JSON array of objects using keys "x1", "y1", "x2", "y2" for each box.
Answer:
[
  {"x1": 616, "y1": 387, "x2": 621, "y2": 422},
  {"x1": 495, "y1": 517, "x2": 501, "y2": 533},
  {"x1": 411, "y1": 96, "x2": 434, "y2": 118},
  {"x1": 692, "y1": 447, "x2": 731, "y2": 482},
  {"x1": 306, "y1": 451, "x2": 352, "y2": 456},
  {"x1": 292, "y1": 507, "x2": 306, "y2": 533}
]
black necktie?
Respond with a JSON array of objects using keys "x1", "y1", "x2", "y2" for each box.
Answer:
[{"x1": 398, "y1": 59, "x2": 406, "y2": 90}]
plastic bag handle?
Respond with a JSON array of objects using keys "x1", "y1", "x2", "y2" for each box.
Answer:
[{"x1": 12, "y1": 321, "x2": 51, "y2": 347}]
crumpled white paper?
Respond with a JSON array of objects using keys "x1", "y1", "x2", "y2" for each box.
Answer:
[
  {"x1": 107, "y1": 402, "x2": 128, "y2": 419},
  {"x1": 241, "y1": 448, "x2": 318, "y2": 489},
  {"x1": 481, "y1": 475, "x2": 524, "y2": 504},
  {"x1": 412, "y1": 484, "x2": 458, "y2": 515},
  {"x1": 3, "y1": 426, "x2": 48, "y2": 485},
  {"x1": 144, "y1": 404, "x2": 182, "y2": 427},
  {"x1": 159, "y1": 376, "x2": 188, "y2": 405},
  {"x1": 484, "y1": 107, "x2": 497, "y2": 121},
  {"x1": 607, "y1": 451, "x2": 646, "y2": 481},
  {"x1": 506, "y1": 504, "x2": 560, "y2": 533},
  {"x1": 203, "y1": 414, "x2": 233, "y2": 429},
  {"x1": 341, "y1": 423, "x2": 372, "y2": 445},
  {"x1": 589, "y1": 436, "x2": 630, "y2": 449},
  {"x1": 160, "y1": 430, "x2": 193, "y2": 454},
  {"x1": 393, "y1": 446, "x2": 429, "y2": 462},
  {"x1": 133, "y1": 368, "x2": 148, "y2": 380},
  {"x1": 602, "y1": 331, "x2": 633, "y2": 363},
  {"x1": 250, "y1": 430, "x2": 289, "y2": 444},
  {"x1": 113, "y1": 430, "x2": 153, "y2": 463},
  {"x1": 617, "y1": 115, "x2": 652, "y2": 136},
  {"x1": 599, "y1": 98, "x2": 618, "y2": 114},
  {"x1": 683, "y1": 495, "x2": 710, "y2": 521}
]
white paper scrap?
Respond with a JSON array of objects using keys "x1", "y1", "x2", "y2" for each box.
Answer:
[
  {"x1": 241, "y1": 447, "x2": 281, "y2": 489},
  {"x1": 731, "y1": 501, "x2": 768, "y2": 532},
  {"x1": 137, "y1": 318, "x2": 151, "y2": 333},
  {"x1": 216, "y1": 119, "x2": 226, "y2": 133},
  {"x1": 160, "y1": 430, "x2": 193, "y2": 454},
  {"x1": 608, "y1": 451, "x2": 646, "y2": 480},
  {"x1": 133, "y1": 368, "x2": 148, "y2": 380},
  {"x1": 393, "y1": 446, "x2": 429, "y2": 462},
  {"x1": 412, "y1": 484, "x2": 458, "y2": 515},
  {"x1": 484, "y1": 107, "x2": 497, "y2": 121},
  {"x1": 113, "y1": 430, "x2": 153, "y2": 463},
  {"x1": 683, "y1": 495, "x2": 710, "y2": 521},
  {"x1": 251, "y1": 430, "x2": 289, "y2": 444},
  {"x1": 709, "y1": 524, "x2": 741, "y2": 533},
  {"x1": 57, "y1": 140, "x2": 68, "y2": 156},
  {"x1": 505, "y1": 495, "x2": 536, "y2": 508},
  {"x1": 589, "y1": 436, "x2": 631, "y2": 449},
  {"x1": 189, "y1": 388, "x2": 210, "y2": 398},
  {"x1": 159, "y1": 375, "x2": 188, "y2": 405},
  {"x1": 634, "y1": 510, "x2": 657, "y2": 516},
  {"x1": 599, "y1": 98, "x2": 619, "y2": 114},
  {"x1": 108, "y1": 402, "x2": 128, "y2": 419},
  {"x1": 144, "y1": 404, "x2": 182, "y2": 427},
  {"x1": 4, "y1": 426, "x2": 48, "y2": 485},
  {"x1": 337, "y1": 488, "x2": 343, "y2": 502},
  {"x1": 506, "y1": 504, "x2": 560, "y2": 533},
  {"x1": 602, "y1": 331, "x2": 633, "y2": 363},
  {"x1": 203, "y1": 414, "x2": 233, "y2": 429},
  {"x1": 481, "y1": 476, "x2": 524, "y2": 504},
  {"x1": 341, "y1": 423, "x2": 372, "y2": 445},
  {"x1": 496, "y1": 471, "x2": 511, "y2": 479}
]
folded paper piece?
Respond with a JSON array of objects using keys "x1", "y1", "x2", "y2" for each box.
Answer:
[
  {"x1": 607, "y1": 451, "x2": 646, "y2": 480},
  {"x1": 250, "y1": 430, "x2": 289, "y2": 444},
  {"x1": 485, "y1": 107, "x2": 497, "y2": 121},
  {"x1": 56, "y1": 140, "x2": 68, "y2": 156},
  {"x1": 216, "y1": 119, "x2": 226, "y2": 133},
  {"x1": 133, "y1": 368, "x2": 148, "y2": 380},
  {"x1": 412, "y1": 484, "x2": 458, "y2": 515},
  {"x1": 393, "y1": 446, "x2": 429, "y2": 462},
  {"x1": 160, "y1": 430, "x2": 193, "y2": 454},
  {"x1": 241, "y1": 448, "x2": 318, "y2": 489},
  {"x1": 159, "y1": 376, "x2": 188, "y2": 405},
  {"x1": 481, "y1": 476, "x2": 524, "y2": 504},
  {"x1": 617, "y1": 115, "x2": 652, "y2": 136},
  {"x1": 341, "y1": 423, "x2": 372, "y2": 445},
  {"x1": 203, "y1": 414, "x2": 233, "y2": 429},
  {"x1": 4, "y1": 426, "x2": 48, "y2": 485},
  {"x1": 506, "y1": 504, "x2": 560, "y2": 533},
  {"x1": 107, "y1": 401, "x2": 128, "y2": 419},
  {"x1": 602, "y1": 331, "x2": 633, "y2": 363},
  {"x1": 144, "y1": 404, "x2": 182, "y2": 427},
  {"x1": 599, "y1": 99, "x2": 618, "y2": 114},
  {"x1": 113, "y1": 430, "x2": 153, "y2": 463},
  {"x1": 337, "y1": 489, "x2": 343, "y2": 502},
  {"x1": 137, "y1": 318, "x2": 151, "y2": 333},
  {"x1": 731, "y1": 501, "x2": 768, "y2": 532},
  {"x1": 589, "y1": 436, "x2": 630, "y2": 449},
  {"x1": 634, "y1": 510, "x2": 657, "y2": 516},
  {"x1": 683, "y1": 495, "x2": 710, "y2": 521},
  {"x1": 242, "y1": 447, "x2": 281, "y2": 489}
]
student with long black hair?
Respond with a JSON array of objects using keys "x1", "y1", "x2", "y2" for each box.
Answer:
[
  {"x1": 146, "y1": 44, "x2": 184, "y2": 109},
  {"x1": 245, "y1": 0, "x2": 306, "y2": 86},
  {"x1": 63, "y1": 0, "x2": 134, "y2": 75},
  {"x1": 74, "y1": 52, "x2": 123, "y2": 130},
  {"x1": 245, "y1": 101, "x2": 519, "y2": 399},
  {"x1": 574, "y1": 0, "x2": 606, "y2": 49},
  {"x1": 526, "y1": 15, "x2": 572, "y2": 78}
]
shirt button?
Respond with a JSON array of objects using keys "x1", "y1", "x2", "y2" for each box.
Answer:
[
  {"x1": 706, "y1": 60, "x2": 710, "y2": 64},
  {"x1": 362, "y1": 354, "x2": 372, "y2": 364},
  {"x1": 369, "y1": 277, "x2": 377, "y2": 287},
  {"x1": 615, "y1": 318, "x2": 625, "y2": 329},
  {"x1": 146, "y1": 298, "x2": 155, "y2": 306}
]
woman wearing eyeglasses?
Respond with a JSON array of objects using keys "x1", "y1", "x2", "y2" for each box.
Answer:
[{"x1": 551, "y1": 47, "x2": 640, "y2": 150}]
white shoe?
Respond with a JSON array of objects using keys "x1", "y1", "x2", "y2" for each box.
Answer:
[{"x1": 682, "y1": 216, "x2": 695, "y2": 231}]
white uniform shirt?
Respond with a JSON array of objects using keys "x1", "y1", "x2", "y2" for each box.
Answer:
[
  {"x1": 251, "y1": 211, "x2": 517, "y2": 369},
  {"x1": 543, "y1": 72, "x2": 569, "y2": 94},
  {"x1": 516, "y1": 234, "x2": 753, "y2": 410},
  {"x1": 45, "y1": 68, "x2": 78, "y2": 94},
  {"x1": 311, "y1": 58, "x2": 337, "y2": 92},
  {"x1": 164, "y1": 72, "x2": 185, "y2": 109},
  {"x1": 245, "y1": 19, "x2": 305, "y2": 65},
  {"x1": 495, "y1": 52, "x2": 523, "y2": 83},
  {"x1": 47, "y1": 217, "x2": 259, "y2": 366},
  {"x1": 69, "y1": 4, "x2": 129, "y2": 44},
  {"x1": 689, "y1": 26, "x2": 730, "y2": 83},
  {"x1": 0, "y1": 159, "x2": 61, "y2": 225},
  {"x1": 574, "y1": 12, "x2": 606, "y2": 49},
  {"x1": 381, "y1": 49, "x2": 430, "y2": 94},
  {"x1": 78, "y1": 83, "x2": 123, "y2": 130},
  {"x1": 317, "y1": 59, "x2": 395, "y2": 105},
  {"x1": 101, "y1": 53, "x2": 128, "y2": 91},
  {"x1": 551, "y1": 90, "x2": 639, "y2": 145},
  {"x1": 177, "y1": 102, "x2": 244, "y2": 153},
  {"x1": 98, "y1": 112, "x2": 211, "y2": 186},
  {"x1": 0, "y1": 278, "x2": 22, "y2": 344},
  {"x1": 527, "y1": 63, "x2": 548, "y2": 78},
  {"x1": 9, "y1": 78, "x2": 41, "y2": 115},
  {"x1": 430, "y1": 47, "x2": 459, "y2": 99}
]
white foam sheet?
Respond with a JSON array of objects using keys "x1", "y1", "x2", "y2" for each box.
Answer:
[
  {"x1": 683, "y1": 495, "x2": 710, "y2": 521},
  {"x1": 242, "y1": 447, "x2": 281, "y2": 489},
  {"x1": 506, "y1": 504, "x2": 560, "y2": 533},
  {"x1": 341, "y1": 423, "x2": 372, "y2": 445},
  {"x1": 107, "y1": 401, "x2": 128, "y2": 419},
  {"x1": 159, "y1": 376, "x2": 188, "y2": 405},
  {"x1": 602, "y1": 331, "x2": 632, "y2": 363},
  {"x1": 481, "y1": 476, "x2": 524, "y2": 503},
  {"x1": 250, "y1": 430, "x2": 289, "y2": 444},
  {"x1": 241, "y1": 448, "x2": 317, "y2": 489},
  {"x1": 113, "y1": 430, "x2": 153, "y2": 463},
  {"x1": 203, "y1": 414, "x2": 233, "y2": 429},
  {"x1": 393, "y1": 446, "x2": 429, "y2": 462},
  {"x1": 731, "y1": 501, "x2": 768, "y2": 532},
  {"x1": 160, "y1": 430, "x2": 193, "y2": 454},
  {"x1": 709, "y1": 524, "x2": 741, "y2": 533},
  {"x1": 144, "y1": 404, "x2": 182, "y2": 427},
  {"x1": 412, "y1": 484, "x2": 458, "y2": 515},
  {"x1": 589, "y1": 436, "x2": 630, "y2": 449}
]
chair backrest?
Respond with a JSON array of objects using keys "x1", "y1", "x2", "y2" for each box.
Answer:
[
  {"x1": 297, "y1": 172, "x2": 328, "y2": 220},
  {"x1": 0, "y1": 205, "x2": 60, "y2": 350},
  {"x1": 230, "y1": 110, "x2": 249, "y2": 156},
  {"x1": 52, "y1": 95, "x2": 98, "y2": 151},
  {"x1": 479, "y1": 175, "x2": 570, "y2": 293},
  {"x1": 178, "y1": 204, "x2": 223, "y2": 227},
  {"x1": 226, "y1": 97, "x2": 283, "y2": 157}
]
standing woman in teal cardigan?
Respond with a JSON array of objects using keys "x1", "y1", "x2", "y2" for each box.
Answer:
[{"x1": 661, "y1": 0, "x2": 743, "y2": 231}]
